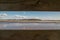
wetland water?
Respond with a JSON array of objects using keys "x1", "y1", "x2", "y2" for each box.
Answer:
[{"x1": 0, "y1": 22, "x2": 60, "y2": 30}]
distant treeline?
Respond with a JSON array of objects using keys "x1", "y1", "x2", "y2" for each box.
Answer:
[
  {"x1": 0, "y1": 19, "x2": 60, "y2": 23},
  {"x1": 0, "y1": 19, "x2": 41, "y2": 23}
]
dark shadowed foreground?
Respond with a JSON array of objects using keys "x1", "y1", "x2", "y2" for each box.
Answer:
[
  {"x1": 0, "y1": 30, "x2": 60, "y2": 40},
  {"x1": 0, "y1": 0, "x2": 60, "y2": 10}
]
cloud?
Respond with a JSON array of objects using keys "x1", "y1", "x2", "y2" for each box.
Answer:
[
  {"x1": 14, "y1": 15, "x2": 20, "y2": 18},
  {"x1": 0, "y1": 13, "x2": 8, "y2": 18},
  {"x1": 2, "y1": 13, "x2": 7, "y2": 16},
  {"x1": 40, "y1": 16, "x2": 60, "y2": 20},
  {"x1": 28, "y1": 16, "x2": 40, "y2": 19},
  {"x1": 34, "y1": 17, "x2": 40, "y2": 19},
  {"x1": 14, "y1": 15, "x2": 27, "y2": 19}
]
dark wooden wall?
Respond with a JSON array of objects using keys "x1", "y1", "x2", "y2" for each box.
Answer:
[
  {"x1": 0, "y1": 0, "x2": 60, "y2": 11},
  {"x1": 0, "y1": 30, "x2": 60, "y2": 40}
]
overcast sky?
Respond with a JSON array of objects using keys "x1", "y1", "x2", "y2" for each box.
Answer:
[{"x1": 0, "y1": 11, "x2": 60, "y2": 20}]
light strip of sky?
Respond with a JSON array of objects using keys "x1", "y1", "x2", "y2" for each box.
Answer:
[{"x1": 0, "y1": 11, "x2": 60, "y2": 20}]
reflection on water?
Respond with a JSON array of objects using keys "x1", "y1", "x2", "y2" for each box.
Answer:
[{"x1": 0, "y1": 22, "x2": 60, "y2": 30}]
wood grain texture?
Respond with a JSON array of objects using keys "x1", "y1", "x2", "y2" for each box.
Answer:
[
  {"x1": 0, "y1": 0, "x2": 60, "y2": 11},
  {"x1": 0, "y1": 30, "x2": 60, "y2": 40}
]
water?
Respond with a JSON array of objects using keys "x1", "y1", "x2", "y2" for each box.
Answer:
[{"x1": 0, "y1": 22, "x2": 60, "y2": 30}]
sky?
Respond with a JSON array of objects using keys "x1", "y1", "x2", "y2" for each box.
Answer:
[{"x1": 0, "y1": 11, "x2": 60, "y2": 20}]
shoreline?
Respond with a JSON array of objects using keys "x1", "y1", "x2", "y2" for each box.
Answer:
[{"x1": 0, "y1": 21, "x2": 60, "y2": 23}]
